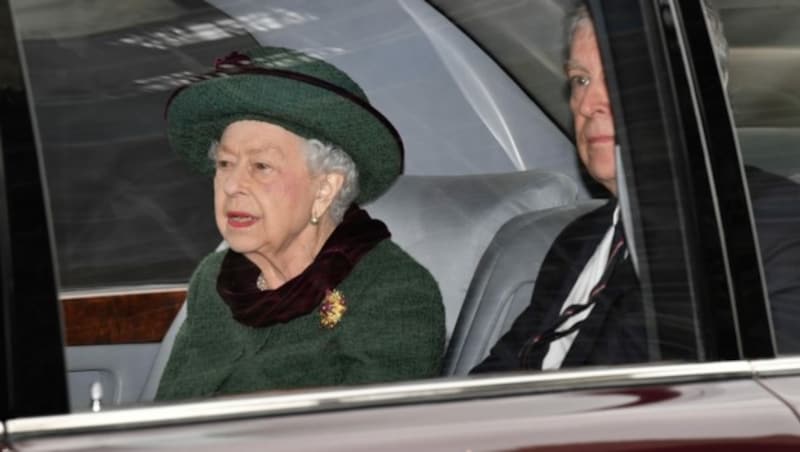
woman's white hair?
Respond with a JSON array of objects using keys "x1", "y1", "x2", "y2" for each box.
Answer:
[
  {"x1": 206, "y1": 137, "x2": 359, "y2": 224},
  {"x1": 300, "y1": 138, "x2": 359, "y2": 224},
  {"x1": 566, "y1": 0, "x2": 728, "y2": 86}
]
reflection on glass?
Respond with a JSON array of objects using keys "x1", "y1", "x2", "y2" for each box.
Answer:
[{"x1": 724, "y1": 3, "x2": 800, "y2": 355}]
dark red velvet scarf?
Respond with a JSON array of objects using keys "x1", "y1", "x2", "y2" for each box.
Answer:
[{"x1": 216, "y1": 205, "x2": 390, "y2": 327}]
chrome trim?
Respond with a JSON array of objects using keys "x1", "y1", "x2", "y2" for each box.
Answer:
[
  {"x1": 7, "y1": 360, "x2": 754, "y2": 439},
  {"x1": 751, "y1": 357, "x2": 800, "y2": 377},
  {"x1": 59, "y1": 285, "x2": 187, "y2": 300}
]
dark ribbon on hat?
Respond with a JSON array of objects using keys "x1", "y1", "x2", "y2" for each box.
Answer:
[
  {"x1": 216, "y1": 205, "x2": 390, "y2": 328},
  {"x1": 163, "y1": 52, "x2": 404, "y2": 163},
  {"x1": 214, "y1": 51, "x2": 252, "y2": 70}
]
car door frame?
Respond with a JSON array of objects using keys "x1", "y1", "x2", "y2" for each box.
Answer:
[
  {"x1": 592, "y1": 0, "x2": 773, "y2": 363},
  {"x1": 0, "y1": 0, "x2": 69, "y2": 421}
]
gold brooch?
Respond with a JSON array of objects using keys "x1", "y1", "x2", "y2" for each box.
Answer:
[{"x1": 320, "y1": 289, "x2": 347, "y2": 329}]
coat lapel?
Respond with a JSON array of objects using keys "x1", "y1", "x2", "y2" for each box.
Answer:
[{"x1": 521, "y1": 200, "x2": 617, "y2": 369}]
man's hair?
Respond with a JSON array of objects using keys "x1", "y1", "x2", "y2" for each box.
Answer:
[{"x1": 565, "y1": 0, "x2": 728, "y2": 85}]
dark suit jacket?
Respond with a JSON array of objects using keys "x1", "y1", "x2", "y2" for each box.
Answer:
[
  {"x1": 472, "y1": 166, "x2": 800, "y2": 374},
  {"x1": 747, "y1": 166, "x2": 800, "y2": 353},
  {"x1": 472, "y1": 200, "x2": 649, "y2": 373}
]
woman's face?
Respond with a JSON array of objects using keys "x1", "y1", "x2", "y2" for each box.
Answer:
[{"x1": 213, "y1": 120, "x2": 319, "y2": 259}]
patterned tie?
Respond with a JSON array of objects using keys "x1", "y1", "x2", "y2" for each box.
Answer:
[{"x1": 518, "y1": 221, "x2": 628, "y2": 368}]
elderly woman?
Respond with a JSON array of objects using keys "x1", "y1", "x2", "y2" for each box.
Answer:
[{"x1": 155, "y1": 47, "x2": 445, "y2": 400}]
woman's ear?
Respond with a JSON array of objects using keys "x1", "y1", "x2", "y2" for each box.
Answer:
[{"x1": 313, "y1": 171, "x2": 345, "y2": 217}]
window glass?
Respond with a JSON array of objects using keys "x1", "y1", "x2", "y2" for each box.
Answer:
[
  {"x1": 427, "y1": 0, "x2": 574, "y2": 134},
  {"x1": 8, "y1": 0, "x2": 778, "y2": 418},
  {"x1": 12, "y1": 1, "x2": 250, "y2": 289},
  {"x1": 721, "y1": 0, "x2": 800, "y2": 355},
  {"x1": 6, "y1": 1, "x2": 800, "y2": 446},
  {"x1": 9, "y1": 0, "x2": 583, "y2": 411},
  {"x1": 431, "y1": 0, "x2": 730, "y2": 367},
  {"x1": 10, "y1": 0, "x2": 575, "y2": 292}
]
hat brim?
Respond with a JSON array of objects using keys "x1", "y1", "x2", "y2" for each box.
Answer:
[{"x1": 167, "y1": 74, "x2": 403, "y2": 203}]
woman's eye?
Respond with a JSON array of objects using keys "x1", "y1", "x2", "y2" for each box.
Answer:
[
  {"x1": 215, "y1": 159, "x2": 232, "y2": 170},
  {"x1": 253, "y1": 162, "x2": 272, "y2": 172}
]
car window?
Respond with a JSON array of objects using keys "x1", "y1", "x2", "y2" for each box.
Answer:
[
  {"x1": 8, "y1": 0, "x2": 582, "y2": 410},
  {"x1": 10, "y1": 0, "x2": 583, "y2": 292},
  {"x1": 721, "y1": 0, "x2": 800, "y2": 356},
  {"x1": 12, "y1": 0, "x2": 585, "y2": 390},
  {"x1": 11, "y1": 1, "x2": 246, "y2": 288},
  {"x1": 2, "y1": 0, "x2": 792, "y2": 428},
  {"x1": 432, "y1": 0, "x2": 749, "y2": 363}
]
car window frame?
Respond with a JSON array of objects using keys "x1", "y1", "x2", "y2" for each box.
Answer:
[
  {"x1": 670, "y1": 0, "x2": 774, "y2": 358},
  {"x1": 0, "y1": 0, "x2": 68, "y2": 420},
  {"x1": 590, "y1": 0, "x2": 773, "y2": 362}
]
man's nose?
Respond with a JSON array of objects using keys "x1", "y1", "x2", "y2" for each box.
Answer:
[{"x1": 579, "y1": 81, "x2": 610, "y2": 117}]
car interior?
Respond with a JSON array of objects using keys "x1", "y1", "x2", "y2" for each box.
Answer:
[
  {"x1": 45, "y1": 0, "x2": 595, "y2": 411},
  {"x1": 7, "y1": 0, "x2": 799, "y2": 412}
]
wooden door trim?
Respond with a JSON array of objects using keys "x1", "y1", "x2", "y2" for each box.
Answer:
[{"x1": 62, "y1": 289, "x2": 186, "y2": 346}]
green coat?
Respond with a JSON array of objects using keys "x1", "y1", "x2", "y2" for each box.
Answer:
[{"x1": 156, "y1": 239, "x2": 445, "y2": 401}]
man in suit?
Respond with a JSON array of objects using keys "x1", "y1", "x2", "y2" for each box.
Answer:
[{"x1": 472, "y1": 2, "x2": 800, "y2": 373}]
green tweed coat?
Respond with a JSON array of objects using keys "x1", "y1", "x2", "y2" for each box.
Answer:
[{"x1": 156, "y1": 239, "x2": 445, "y2": 401}]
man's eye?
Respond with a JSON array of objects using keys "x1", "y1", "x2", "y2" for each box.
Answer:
[
  {"x1": 215, "y1": 159, "x2": 232, "y2": 169},
  {"x1": 570, "y1": 75, "x2": 590, "y2": 88}
]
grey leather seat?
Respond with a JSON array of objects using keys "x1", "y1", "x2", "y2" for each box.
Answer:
[
  {"x1": 365, "y1": 169, "x2": 579, "y2": 338},
  {"x1": 139, "y1": 303, "x2": 186, "y2": 401},
  {"x1": 443, "y1": 200, "x2": 603, "y2": 376},
  {"x1": 140, "y1": 169, "x2": 580, "y2": 401}
]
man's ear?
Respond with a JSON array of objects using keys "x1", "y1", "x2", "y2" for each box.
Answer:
[{"x1": 314, "y1": 171, "x2": 345, "y2": 217}]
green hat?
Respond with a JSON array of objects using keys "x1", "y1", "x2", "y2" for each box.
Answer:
[{"x1": 165, "y1": 47, "x2": 404, "y2": 203}]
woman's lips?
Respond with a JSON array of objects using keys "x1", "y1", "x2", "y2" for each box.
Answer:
[{"x1": 227, "y1": 211, "x2": 258, "y2": 228}]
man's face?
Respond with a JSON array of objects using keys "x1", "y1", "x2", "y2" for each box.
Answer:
[{"x1": 566, "y1": 20, "x2": 617, "y2": 195}]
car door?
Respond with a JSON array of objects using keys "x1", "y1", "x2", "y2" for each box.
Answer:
[{"x1": 3, "y1": 0, "x2": 800, "y2": 450}]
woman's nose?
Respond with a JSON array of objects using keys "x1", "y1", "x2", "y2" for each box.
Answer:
[{"x1": 223, "y1": 164, "x2": 248, "y2": 196}]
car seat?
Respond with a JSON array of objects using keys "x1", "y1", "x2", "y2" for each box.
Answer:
[{"x1": 443, "y1": 200, "x2": 604, "y2": 376}]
